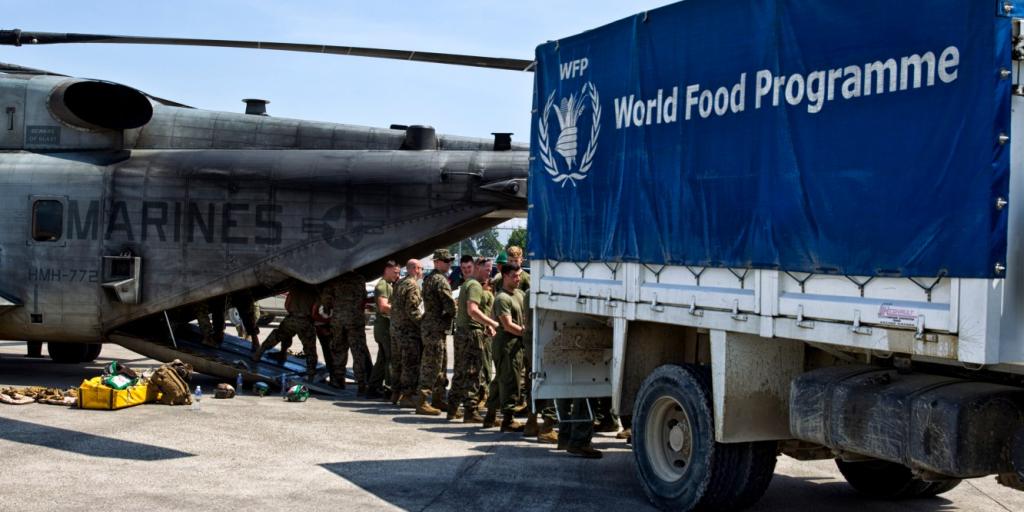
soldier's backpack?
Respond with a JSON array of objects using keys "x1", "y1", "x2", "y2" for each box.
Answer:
[
  {"x1": 150, "y1": 364, "x2": 192, "y2": 405},
  {"x1": 164, "y1": 359, "x2": 194, "y2": 382}
]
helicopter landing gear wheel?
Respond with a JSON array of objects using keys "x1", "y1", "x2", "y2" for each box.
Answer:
[{"x1": 47, "y1": 342, "x2": 102, "y2": 364}]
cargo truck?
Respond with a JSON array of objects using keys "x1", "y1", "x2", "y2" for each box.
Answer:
[{"x1": 528, "y1": 1, "x2": 1024, "y2": 510}]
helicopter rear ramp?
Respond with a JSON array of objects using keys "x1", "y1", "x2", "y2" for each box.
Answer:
[{"x1": 107, "y1": 327, "x2": 346, "y2": 396}]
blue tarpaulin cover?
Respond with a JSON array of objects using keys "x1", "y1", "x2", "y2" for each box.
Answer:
[{"x1": 528, "y1": 0, "x2": 1012, "y2": 278}]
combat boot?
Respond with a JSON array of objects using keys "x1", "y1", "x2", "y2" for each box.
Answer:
[
  {"x1": 463, "y1": 406, "x2": 484, "y2": 424},
  {"x1": 568, "y1": 445, "x2": 603, "y2": 459},
  {"x1": 501, "y1": 414, "x2": 525, "y2": 433},
  {"x1": 390, "y1": 389, "x2": 401, "y2": 405},
  {"x1": 446, "y1": 401, "x2": 462, "y2": 420},
  {"x1": 357, "y1": 383, "x2": 368, "y2": 397},
  {"x1": 616, "y1": 427, "x2": 632, "y2": 442},
  {"x1": 537, "y1": 418, "x2": 558, "y2": 444},
  {"x1": 513, "y1": 401, "x2": 529, "y2": 416},
  {"x1": 433, "y1": 396, "x2": 449, "y2": 413},
  {"x1": 477, "y1": 388, "x2": 489, "y2": 411},
  {"x1": 415, "y1": 390, "x2": 442, "y2": 416},
  {"x1": 595, "y1": 417, "x2": 620, "y2": 433},
  {"x1": 398, "y1": 393, "x2": 418, "y2": 409},
  {"x1": 482, "y1": 408, "x2": 498, "y2": 428},
  {"x1": 522, "y1": 414, "x2": 539, "y2": 437}
]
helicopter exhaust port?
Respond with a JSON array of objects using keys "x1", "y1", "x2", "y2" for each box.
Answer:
[
  {"x1": 48, "y1": 79, "x2": 153, "y2": 131},
  {"x1": 400, "y1": 125, "x2": 437, "y2": 150}
]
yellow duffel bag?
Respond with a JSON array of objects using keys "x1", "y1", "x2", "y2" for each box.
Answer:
[{"x1": 78, "y1": 377, "x2": 157, "y2": 410}]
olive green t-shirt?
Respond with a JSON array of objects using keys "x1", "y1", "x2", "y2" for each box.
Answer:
[
  {"x1": 491, "y1": 270, "x2": 530, "y2": 293},
  {"x1": 373, "y1": 279, "x2": 392, "y2": 328},
  {"x1": 456, "y1": 278, "x2": 484, "y2": 330},
  {"x1": 480, "y1": 289, "x2": 495, "y2": 318},
  {"x1": 493, "y1": 288, "x2": 525, "y2": 345}
]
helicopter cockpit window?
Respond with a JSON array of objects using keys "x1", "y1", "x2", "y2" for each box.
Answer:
[{"x1": 32, "y1": 200, "x2": 63, "y2": 242}]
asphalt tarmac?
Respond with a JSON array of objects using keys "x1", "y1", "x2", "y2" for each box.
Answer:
[{"x1": 0, "y1": 336, "x2": 1022, "y2": 512}]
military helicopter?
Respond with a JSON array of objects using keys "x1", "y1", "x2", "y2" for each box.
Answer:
[{"x1": 0, "y1": 29, "x2": 533, "y2": 379}]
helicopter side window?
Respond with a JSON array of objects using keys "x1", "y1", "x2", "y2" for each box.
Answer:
[{"x1": 32, "y1": 200, "x2": 64, "y2": 242}]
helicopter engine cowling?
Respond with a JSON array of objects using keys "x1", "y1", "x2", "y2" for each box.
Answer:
[
  {"x1": 48, "y1": 79, "x2": 152, "y2": 131},
  {"x1": 0, "y1": 74, "x2": 154, "y2": 150}
]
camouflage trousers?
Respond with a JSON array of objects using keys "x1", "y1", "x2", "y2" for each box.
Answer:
[
  {"x1": 389, "y1": 322, "x2": 404, "y2": 392},
  {"x1": 479, "y1": 335, "x2": 494, "y2": 390},
  {"x1": 418, "y1": 326, "x2": 449, "y2": 401},
  {"x1": 394, "y1": 322, "x2": 422, "y2": 395},
  {"x1": 449, "y1": 327, "x2": 484, "y2": 409},
  {"x1": 486, "y1": 336, "x2": 523, "y2": 414},
  {"x1": 330, "y1": 317, "x2": 370, "y2": 385},
  {"x1": 194, "y1": 297, "x2": 226, "y2": 347},
  {"x1": 315, "y1": 325, "x2": 336, "y2": 372},
  {"x1": 256, "y1": 315, "x2": 317, "y2": 375},
  {"x1": 232, "y1": 298, "x2": 260, "y2": 341},
  {"x1": 368, "y1": 320, "x2": 392, "y2": 391}
]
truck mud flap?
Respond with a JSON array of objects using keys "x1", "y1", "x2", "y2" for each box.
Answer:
[
  {"x1": 790, "y1": 365, "x2": 1024, "y2": 478},
  {"x1": 108, "y1": 326, "x2": 348, "y2": 396}
]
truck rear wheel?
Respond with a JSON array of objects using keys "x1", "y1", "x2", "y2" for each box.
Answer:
[
  {"x1": 836, "y1": 459, "x2": 961, "y2": 499},
  {"x1": 633, "y1": 364, "x2": 777, "y2": 511}
]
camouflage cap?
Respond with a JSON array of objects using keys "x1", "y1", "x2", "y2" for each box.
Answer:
[{"x1": 433, "y1": 248, "x2": 454, "y2": 261}]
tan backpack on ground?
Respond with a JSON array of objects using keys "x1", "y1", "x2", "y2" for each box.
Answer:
[{"x1": 150, "y1": 361, "x2": 192, "y2": 405}]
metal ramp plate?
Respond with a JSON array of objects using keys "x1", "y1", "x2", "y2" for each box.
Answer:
[{"x1": 108, "y1": 326, "x2": 348, "y2": 396}]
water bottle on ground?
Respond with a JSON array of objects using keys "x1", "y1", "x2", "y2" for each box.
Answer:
[{"x1": 192, "y1": 385, "x2": 202, "y2": 411}]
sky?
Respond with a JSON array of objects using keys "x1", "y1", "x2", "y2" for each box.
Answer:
[{"x1": 2, "y1": 1, "x2": 676, "y2": 141}]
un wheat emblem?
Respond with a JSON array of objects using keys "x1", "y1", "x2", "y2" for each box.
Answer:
[{"x1": 538, "y1": 82, "x2": 600, "y2": 187}]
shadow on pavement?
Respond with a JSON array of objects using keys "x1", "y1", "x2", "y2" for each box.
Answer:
[
  {"x1": 753, "y1": 474, "x2": 957, "y2": 512},
  {"x1": 0, "y1": 416, "x2": 194, "y2": 461},
  {"x1": 321, "y1": 442, "x2": 650, "y2": 511}
]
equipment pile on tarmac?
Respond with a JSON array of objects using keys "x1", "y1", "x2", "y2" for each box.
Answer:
[{"x1": 0, "y1": 386, "x2": 77, "y2": 406}]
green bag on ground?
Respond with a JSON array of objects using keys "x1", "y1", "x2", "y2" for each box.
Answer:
[{"x1": 285, "y1": 385, "x2": 309, "y2": 402}]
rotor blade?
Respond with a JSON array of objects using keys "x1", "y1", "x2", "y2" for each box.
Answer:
[{"x1": 0, "y1": 29, "x2": 537, "y2": 72}]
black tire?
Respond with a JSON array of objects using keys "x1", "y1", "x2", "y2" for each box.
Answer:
[
  {"x1": 922, "y1": 479, "x2": 962, "y2": 496},
  {"x1": 82, "y1": 343, "x2": 102, "y2": 362},
  {"x1": 47, "y1": 342, "x2": 89, "y2": 364},
  {"x1": 632, "y1": 364, "x2": 777, "y2": 511},
  {"x1": 836, "y1": 459, "x2": 961, "y2": 499}
]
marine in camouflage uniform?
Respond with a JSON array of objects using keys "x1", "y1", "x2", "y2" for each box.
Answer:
[
  {"x1": 253, "y1": 284, "x2": 319, "y2": 377},
  {"x1": 477, "y1": 262, "x2": 496, "y2": 406},
  {"x1": 194, "y1": 295, "x2": 227, "y2": 347},
  {"x1": 486, "y1": 264, "x2": 527, "y2": 432},
  {"x1": 449, "y1": 261, "x2": 490, "y2": 421},
  {"x1": 391, "y1": 259, "x2": 424, "y2": 405},
  {"x1": 417, "y1": 249, "x2": 456, "y2": 415},
  {"x1": 368, "y1": 261, "x2": 399, "y2": 397},
  {"x1": 493, "y1": 247, "x2": 531, "y2": 411},
  {"x1": 228, "y1": 289, "x2": 261, "y2": 349},
  {"x1": 321, "y1": 272, "x2": 370, "y2": 392}
]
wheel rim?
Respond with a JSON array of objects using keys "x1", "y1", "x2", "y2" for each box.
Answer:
[{"x1": 645, "y1": 395, "x2": 693, "y2": 483}]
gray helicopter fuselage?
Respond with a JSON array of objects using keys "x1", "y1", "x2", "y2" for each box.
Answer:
[{"x1": 0, "y1": 73, "x2": 528, "y2": 343}]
